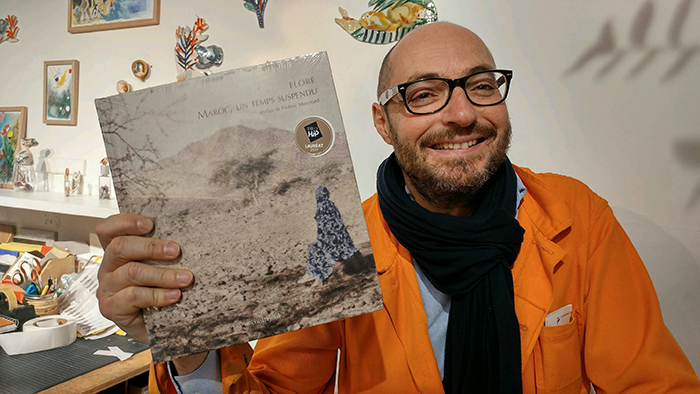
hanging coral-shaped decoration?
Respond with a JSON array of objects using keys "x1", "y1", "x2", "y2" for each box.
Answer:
[
  {"x1": 242, "y1": 0, "x2": 268, "y2": 29},
  {"x1": 335, "y1": 0, "x2": 437, "y2": 45},
  {"x1": 0, "y1": 15, "x2": 20, "y2": 45},
  {"x1": 175, "y1": 17, "x2": 224, "y2": 82}
]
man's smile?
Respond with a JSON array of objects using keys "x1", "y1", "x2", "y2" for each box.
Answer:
[{"x1": 430, "y1": 136, "x2": 487, "y2": 151}]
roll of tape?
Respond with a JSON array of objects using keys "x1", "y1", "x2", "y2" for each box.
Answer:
[
  {"x1": 0, "y1": 315, "x2": 77, "y2": 355},
  {"x1": 0, "y1": 284, "x2": 19, "y2": 312}
]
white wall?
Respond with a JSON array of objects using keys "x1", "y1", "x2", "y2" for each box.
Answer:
[{"x1": 1, "y1": 0, "x2": 698, "y2": 369}]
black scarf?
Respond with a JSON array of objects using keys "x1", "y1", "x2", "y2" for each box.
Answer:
[{"x1": 376, "y1": 153, "x2": 525, "y2": 394}]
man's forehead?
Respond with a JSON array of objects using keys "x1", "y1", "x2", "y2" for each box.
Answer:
[{"x1": 388, "y1": 23, "x2": 495, "y2": 83}]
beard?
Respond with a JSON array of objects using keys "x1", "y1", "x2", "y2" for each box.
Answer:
[{"x1": 389, "y1": 120, "x2": 512, "y2": 211}]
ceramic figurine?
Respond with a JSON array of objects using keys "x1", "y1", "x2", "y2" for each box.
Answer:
[{"x1": 12, "y1": 138, "x2": 38, "y2": 192}]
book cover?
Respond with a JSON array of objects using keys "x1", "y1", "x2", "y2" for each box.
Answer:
[{"x1": 95, "y1": 52, "x2": 383, "y2": 363}]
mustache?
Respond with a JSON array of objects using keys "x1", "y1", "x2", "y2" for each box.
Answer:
[{"x1": 420, "y1": 123, "x2": 499, "y2": 147}]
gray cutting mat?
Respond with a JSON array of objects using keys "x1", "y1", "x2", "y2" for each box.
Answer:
[{"x1": 0, "y1": 334, "x2": 149, "y2": 394}]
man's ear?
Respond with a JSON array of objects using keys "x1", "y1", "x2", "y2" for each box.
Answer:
[{"x1": 372, "y1": 102, "x2": 394, "y2": 146}]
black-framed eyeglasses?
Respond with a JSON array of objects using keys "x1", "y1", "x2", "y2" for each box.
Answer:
[{"x1": 378, "y1": 69, "x2": 513, "y2": 115}]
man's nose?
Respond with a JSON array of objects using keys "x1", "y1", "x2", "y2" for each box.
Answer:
[{"x1": 439, "y1": 86, "x2": 477, "y2": 127}]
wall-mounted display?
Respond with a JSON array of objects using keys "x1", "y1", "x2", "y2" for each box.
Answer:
[
  {"x1": 175, "y1": 17, "x2": 224, "y2": 82},
  {"x1": 0, "y1": 107, "x2": 27, "y2": 189},
  {"x1": 68, "y1": 0, "x2": 161, "y2": 34},
  {"x1": 116, "y1": 80, "x2": 132, "y2": 94},
  {"x1": 0, "y1": 15, "x2": 19, "y2": 44},
  {"x1": 242, "y1": 0, "x2": 268, "y2": 28},
  {"x1": 44, "y1": 60, "x2": 80, "y2": 126},
  {"x1": 334, "y1": 0, "x2": 438, "y2": 44},
  {"x1": 131, "y1": 59, "x2": 150, "y2": 81}
]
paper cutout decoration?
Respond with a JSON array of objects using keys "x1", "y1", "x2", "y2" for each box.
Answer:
[
  {"x1": 335, "y1": 0, "x2": 437, "y2": 44},
  {"x1": 0, "y1": 15, "x2": 19, "y2": 44},
  {"x1": 175, "y1": 17, "x2": 224, "y2": 82},
  {"x1": 242, "y1": 0, "x2": 268, "y2": 28}
]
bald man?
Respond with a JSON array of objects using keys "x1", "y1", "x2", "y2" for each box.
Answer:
[{"x1": 96, "y1": 22, "x2": 699, "y2": 393}]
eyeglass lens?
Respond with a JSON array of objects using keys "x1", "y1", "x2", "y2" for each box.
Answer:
[{"x1": 404, "y1": 71, "x2": 508, "y2": 114}]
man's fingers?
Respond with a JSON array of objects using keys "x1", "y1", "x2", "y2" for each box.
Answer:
[
  {"x1": 117, "y1": 285, "x2": 183, "y2": 311},
  {"x1": 99, "y1": 286, "x2": 185, "y2": 344},
  {"x1": 102, "y1": 235, "x2": 180, "y2": 272},
  {"x1": 96, "y1": 213, "x2": 154, "y2": 250},
  {"x1": 112, "y1": 262, "x2": 193, "y2": 291}
]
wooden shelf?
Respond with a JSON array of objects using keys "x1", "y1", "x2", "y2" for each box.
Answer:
[{"x1": 0, "y1": 188, "x2": 119, "y2": 218}]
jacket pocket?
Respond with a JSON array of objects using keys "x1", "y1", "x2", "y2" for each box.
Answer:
[{"x1": 537, "y1": 315, "x2": 583, "y2": 393}]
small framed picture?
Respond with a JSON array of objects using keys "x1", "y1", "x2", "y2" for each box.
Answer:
[
  {"x1": 68, "y1": 0, "x2": 161, "y2": 34},
  {"x1": 0, "y1": 107, "x2": 28, "y2": 188},
  {"x1": 44, "y1": 60, "x2": 80, "y2": 126}
]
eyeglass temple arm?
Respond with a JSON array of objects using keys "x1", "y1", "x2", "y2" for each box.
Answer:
[{"x1": 378, "y1": 86, "x2": 399, "y2": 106}]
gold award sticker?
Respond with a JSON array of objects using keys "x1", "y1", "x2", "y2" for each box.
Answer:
[{"x1": 295, "y1": 117, "x2": 335, "y2": 157}]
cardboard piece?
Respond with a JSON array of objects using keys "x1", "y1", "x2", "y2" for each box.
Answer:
[
  {"x1": 41, "y1": 255, "x2": 76, "y2": 287},
  {"x1": 0, "y1": 224, "x2": 15, "y2": 244},
  {"x1": 47, "y1": 246, "x2": 70, "y2": 259},
  {"x1": 89, "y1": 233, "x2": 104, "y2": 256}
]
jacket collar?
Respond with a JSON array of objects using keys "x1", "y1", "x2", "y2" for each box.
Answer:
[
  {"x1": 513, "y1": 165, "x2": 573, "y2": 241},
  {"x1": 367, "y1": 165, "x2": 573, "y2": 271}
]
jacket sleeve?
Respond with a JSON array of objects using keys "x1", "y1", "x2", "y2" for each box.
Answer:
[
  {"x1": 583, "y1": 204, "x2": 700, "y2": 392},
  {"x1": 149, "y1": 320, "x2": 342, "y2": 394}
]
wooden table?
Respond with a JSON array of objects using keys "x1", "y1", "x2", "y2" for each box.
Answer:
[{"x1": 38, "y1": 350, "x2": 151, "y2": 394}]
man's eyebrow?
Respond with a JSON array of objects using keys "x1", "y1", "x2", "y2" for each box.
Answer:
[
  {"x1": 402, "y1": 64, "x2": 496, "y2": 84},
  {"x1": 467, "y1": 65, "x2": 494, "y2": 74}
]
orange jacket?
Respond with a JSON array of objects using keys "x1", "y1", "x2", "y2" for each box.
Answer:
[{"x1": 151, "y1": 166, "x2": 699, "y2": 393}]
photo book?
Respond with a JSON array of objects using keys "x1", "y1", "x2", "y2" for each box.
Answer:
[{"x1": 95, "y1": 52, "x2": 383, "y2": 363}]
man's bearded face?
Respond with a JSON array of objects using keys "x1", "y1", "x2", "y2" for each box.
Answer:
[{"x1": 387, "y1": 116, "x2": 512, "y2": 208}]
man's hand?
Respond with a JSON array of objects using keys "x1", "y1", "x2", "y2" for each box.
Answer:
[{"x1": 96, "y1": 213, "x2": 194, "y2": 344}]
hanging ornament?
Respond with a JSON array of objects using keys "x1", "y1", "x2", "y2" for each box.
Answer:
[
  {"x1": 132, "y1": 59, "x2": 151, "y2": 81},
  {"x1": 242, "y1": 0, "x2": 268, "y2": 29},
  {"x1": 175, "y1": 17, "x2": 224, "y2": 82},
  {"x1": 116, "y1": 80, "x2": 132, "y2": 94},
  {"x1": 0, "y1": 15, "x2": 20, "y2": 44},
  {"x1": 334, "y1": 0, "x2": 438, "y2": 44}
]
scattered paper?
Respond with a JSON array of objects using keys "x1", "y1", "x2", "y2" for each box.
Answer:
[
  {"x1": 58, "y1": 264, "x2": 119, "y2": 337},
  {"x1": 94, "y1": 346, "x2": 133, "y2": 361}
]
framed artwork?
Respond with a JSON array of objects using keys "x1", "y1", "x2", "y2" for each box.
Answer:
[
  {"x1": 44, "y1": 60, "x2": 80, "y2": 126},
  {"x1": 68, "y1": 0, "x2": 161, "y2": 34},
  {"x1": 0, "y1": 107, "x2": 28, "y2": 188}
]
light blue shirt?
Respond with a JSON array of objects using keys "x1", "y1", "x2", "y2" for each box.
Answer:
[{"x1": 168, "y1": 348, "x2": 222, "y2": 394}]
